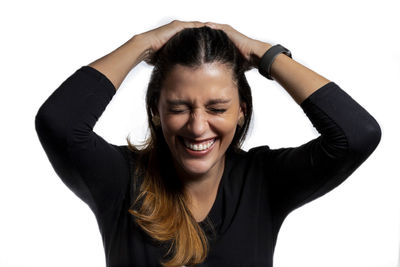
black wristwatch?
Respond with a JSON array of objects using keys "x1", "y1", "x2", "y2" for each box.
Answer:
[{"x1": 258, "y1": 44, "x2": 292, "y2": 80}]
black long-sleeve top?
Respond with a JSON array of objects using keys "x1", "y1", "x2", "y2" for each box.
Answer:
[{"x1": 35, "y1": 66, "x2": 381, "y2": 267}]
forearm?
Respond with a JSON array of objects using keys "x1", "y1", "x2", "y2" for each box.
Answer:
[
  {"x1": 88, "y1": 33, "x2": 152, "y2": 90},
  {"x1": 253, "y1": 42, "x2": 331, "y2": 105}
]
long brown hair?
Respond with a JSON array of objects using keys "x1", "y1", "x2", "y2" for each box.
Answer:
[{"x1": 127, "y1": 26, "x2": 253, "y2": 267}]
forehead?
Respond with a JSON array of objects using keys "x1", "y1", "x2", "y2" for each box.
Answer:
[{"x1": 160, "y1": 62, "x2": 238, "y2": 102}]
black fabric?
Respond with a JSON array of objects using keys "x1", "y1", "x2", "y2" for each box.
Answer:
[{"x1": 35, "y1": 66, "x2": 381, "y2": 267}]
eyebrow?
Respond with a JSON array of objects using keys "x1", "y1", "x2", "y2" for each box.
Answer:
[{"x1": 166, "y1": 98, "x2": 232, "y2": 106}]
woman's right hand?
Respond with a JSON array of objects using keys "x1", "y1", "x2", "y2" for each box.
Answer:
[{"x1": 137, "y1": 20, "x2": 206, "y2": 64}]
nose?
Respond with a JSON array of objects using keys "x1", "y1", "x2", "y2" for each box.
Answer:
[{"x1": 187, "y1": 108, "x2": 208, "y2": 137}]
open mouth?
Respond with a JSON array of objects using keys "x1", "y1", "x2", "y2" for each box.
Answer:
[{"x1": 179, "y1": 136, "x2": 217, "y2": 153}]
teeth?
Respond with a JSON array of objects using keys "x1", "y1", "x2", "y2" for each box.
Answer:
[{"x1": 183, "y1": 138, "x2": 215, "y2": 151}]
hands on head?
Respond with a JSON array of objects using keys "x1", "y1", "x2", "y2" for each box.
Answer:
[{"x1": 139, "y1": 20, "x2": 271, "y2": 68}]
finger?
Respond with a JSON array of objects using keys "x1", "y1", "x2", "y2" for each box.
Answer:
[
  {"x1": 175, "y1": 21, "x2": 204, "y2": 32},
  {"x1": 205, "y1": 22, "x2": 219, "y2": 29},
  {"x1": 187, "y1": 21, "x2": 206, "y2": 28},
  {"x1": 206, "y1": 22, "x2": 231, "y2": 33},
  {"x1": 194, "y1": 21, "x2": 206, "y2": 26}
]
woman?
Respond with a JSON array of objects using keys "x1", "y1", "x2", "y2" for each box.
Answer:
[{"x1": 35, "y1": 20, "x2": 381, "y2": 267}]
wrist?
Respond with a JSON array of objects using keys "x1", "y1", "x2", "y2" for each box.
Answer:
[
  {"x1": 130, "y1": 33, "x2": 154, "y2": 63},
  {"x1": 132, "y1": 33, "x2": 152, "y2": 49},
  {"x1": 252, "y1": 41, "x2": 273, "y2": 58},
  {"x1": 249, "y1": 41, "x2": 273, "y2": 69}
]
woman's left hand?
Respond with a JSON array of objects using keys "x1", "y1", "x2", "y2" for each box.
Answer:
[{"x1": 205, "y1": 22, "x2": 272, "y2": 68}]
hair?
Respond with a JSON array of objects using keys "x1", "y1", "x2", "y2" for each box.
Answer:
[{"x1": 126, "y1": 26, "x2": 253, "y2": 267}]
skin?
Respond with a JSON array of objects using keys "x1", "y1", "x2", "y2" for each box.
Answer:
[
  {"x1": 156, "y1": 62, "x2": 245, "y2": 220},
  {"x1": 88, "y1": 19, "x2": 331, "y2": 221}
]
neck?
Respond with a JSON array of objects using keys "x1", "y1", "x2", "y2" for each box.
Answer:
[{"x1": 174, "y1": 155, "x2": 226, "y2": 205}]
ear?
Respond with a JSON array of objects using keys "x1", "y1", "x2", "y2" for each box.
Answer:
[
  {"x1": 151, "y1": 106, "x2": 160, "y2": 117},
  {"x1": 238, "y1": 102, "x2": 246, "y2": 119}
]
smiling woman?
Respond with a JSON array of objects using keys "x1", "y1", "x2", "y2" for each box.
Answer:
[
  {"x1": 35, "y1": 20, "x2": 381, "y2": 267},
  {"x1": 126, "y1": 25, "x2": 254, "y2": 266}
]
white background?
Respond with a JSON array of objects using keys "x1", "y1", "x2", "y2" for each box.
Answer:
[{"x1": 1, "y1": 0, "x2": 399, "y2": 266}]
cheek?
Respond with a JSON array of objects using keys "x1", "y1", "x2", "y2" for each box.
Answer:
[
  {"x1": 210, "y1": 116, "x2": 238, "y2": 135},
  {"x1": 161, "y1": 116, "x2": 186, "y2": 137}
]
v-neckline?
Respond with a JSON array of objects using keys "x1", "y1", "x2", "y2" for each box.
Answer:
[{"x1": 197, "y1": 145, "x2": 234, "y2": 234}]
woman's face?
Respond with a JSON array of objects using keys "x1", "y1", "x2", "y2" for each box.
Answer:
[{"x1": 157, "y1": 62, "x2": 244, "y2": 180}]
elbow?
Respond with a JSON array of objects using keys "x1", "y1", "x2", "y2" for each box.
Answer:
[
  {"x1": 348, "y1": 117, "x2": 382, "y2": 162},
  {"x1": 363, "y1": 119, "x2": 382, "y2": 154},
  {"x1": 35, "y1": 104, "x2": 52, "y2": 137},
  {"x1": 35, "y1": 105, "x2": 48, "y2": 137},
  {"x1": 35, "y1": 106, "x2": 51, "y2": 149},
  {"x1": 35, "y1": 103, "x2": 67, "y2": 142}
]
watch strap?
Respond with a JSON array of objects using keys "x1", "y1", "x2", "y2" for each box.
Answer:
[{"x1": 258, "y1": 44, "x2": 292, "y2": 80}]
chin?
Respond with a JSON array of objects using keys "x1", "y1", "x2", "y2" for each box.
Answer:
[{"x1": 179, "y1": 160, "x2": 214, "y2": 177}]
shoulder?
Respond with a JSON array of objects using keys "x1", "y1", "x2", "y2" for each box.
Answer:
[
  {"x1": 227, "y1": 144, "x2": 274, "y2": 168},
  {"x1": 230, "y1": 144, "x2": 273, "y2": 158}
]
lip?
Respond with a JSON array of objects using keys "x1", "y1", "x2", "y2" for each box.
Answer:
[
  {"x1": 179, "y1": 136, "x2": 217, "y2": 157},
  {"x1": 180, "y1": 136, "x2": 217, "y2": 144}
]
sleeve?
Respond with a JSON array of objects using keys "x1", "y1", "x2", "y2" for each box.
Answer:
[
  {"x1": 248, "y1": 81, "x2": 382, "y2": 217},
  {"x1": 34, "y1": 65, "x2": 131, "y2": 218}
]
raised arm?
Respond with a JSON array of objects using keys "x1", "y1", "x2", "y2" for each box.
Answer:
[
  {"x1": 34, "y1": 20, "x2": 207, "y2": 219},
  {"x1": 205, "y1": 21, "x2": 381, "y2": 218}
]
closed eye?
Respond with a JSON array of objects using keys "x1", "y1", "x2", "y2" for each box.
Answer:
[
  {"x1": 169, "y1": 109, "x2": 187, "y2": 114},
  {"x1": 168, "y1": 108, "x2": 227, "y2": 114},
  {"x1": 209, "y1": 108, "x2": 226, "y2": 113}
]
